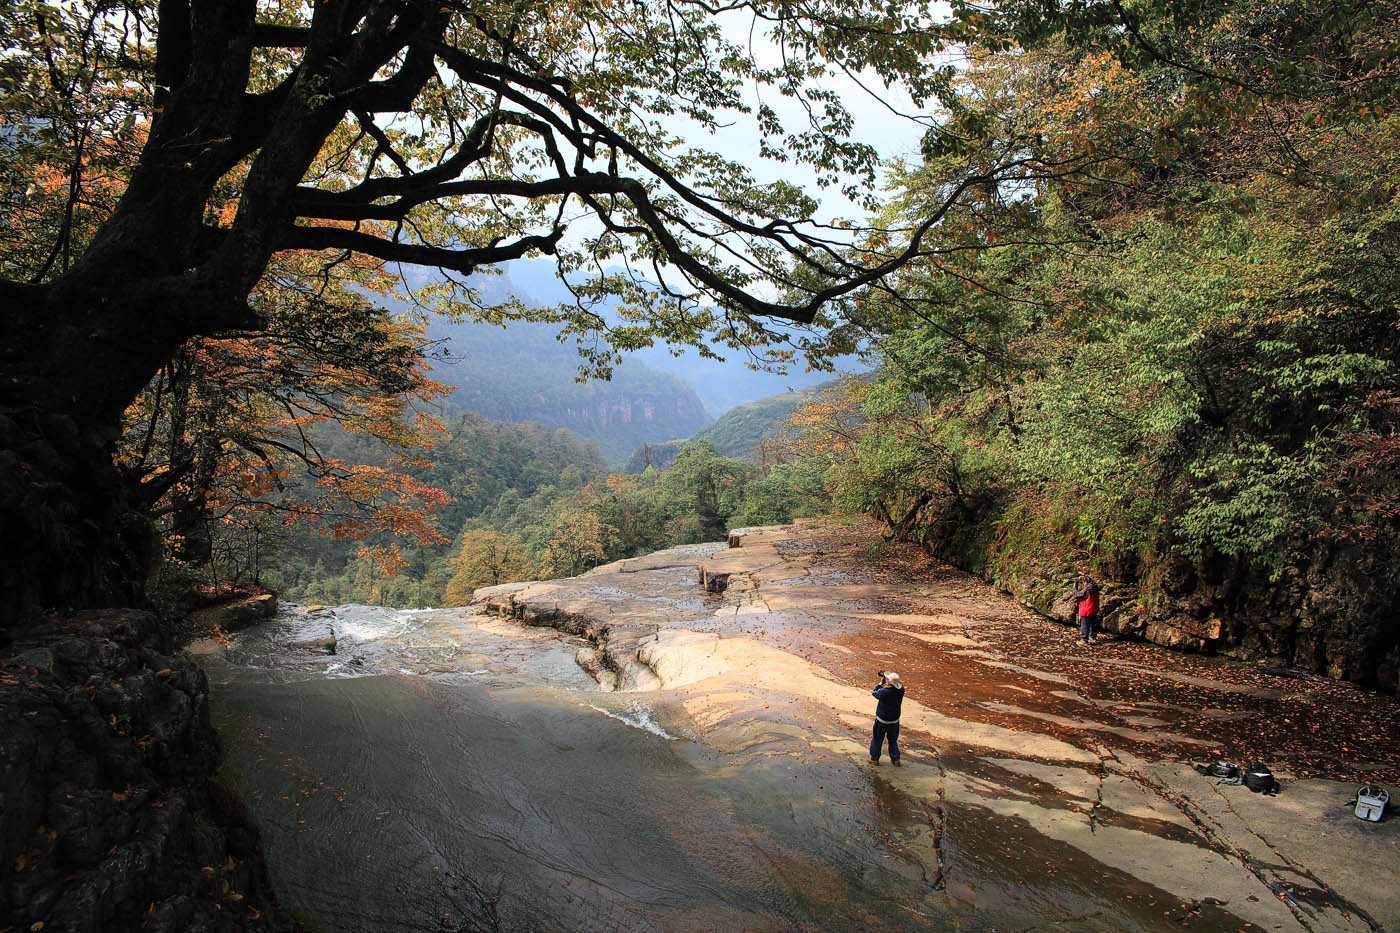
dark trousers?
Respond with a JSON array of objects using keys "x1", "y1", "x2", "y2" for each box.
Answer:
[
  {"x1": 870, "y1": 720, "x2": 900, "y2": 762},
  {"x1": 1079, "y1": 614, "x2": 1099, "y2": 642}
]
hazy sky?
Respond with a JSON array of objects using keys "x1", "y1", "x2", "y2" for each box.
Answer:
[
  {"x1": 412, "y1": 11, "x2": 950, "y2": 412},
  {"x1": 631, "y1": 10, "x2": 944, "y2": 233}
]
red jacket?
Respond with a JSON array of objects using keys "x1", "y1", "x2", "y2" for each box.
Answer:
[{"x1": 1075, "y1": 580, "x2": 1100, "y2": 617}]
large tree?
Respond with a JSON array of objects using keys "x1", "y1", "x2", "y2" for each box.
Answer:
[{"x1": 1, "y1": 0, "x2": 1056, "y2": 624}]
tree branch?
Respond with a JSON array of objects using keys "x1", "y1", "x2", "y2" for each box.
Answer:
[
  {"x1": 278, "y1": 225, "x2": 565, "y2": 272},
  {"x1": 252, "y1": 23, "x2": 310, "y2": 48}
]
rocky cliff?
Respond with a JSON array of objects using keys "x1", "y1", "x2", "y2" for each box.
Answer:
[
  {"x1": 422, "y1": 315, "x2": 712, "y2": 463},
  {"x1": 0, "y1": 610, "x2": 289, "y2": 932},
  {"x1": 917, "y1": 515, "x2": 1400, "y2": 695}
]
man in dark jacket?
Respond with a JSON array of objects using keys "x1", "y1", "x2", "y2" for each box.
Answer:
[{"x1": 869, "y1": 671, "x2": 904, "y2": 766}]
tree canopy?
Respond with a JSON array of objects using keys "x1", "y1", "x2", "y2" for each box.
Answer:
[
  {"x1": 0, "y1": 0, "x2": 1069, "y2": 620},
  {"x1": 0, "y1": 0, "x2": 1049, "y2": 402}
]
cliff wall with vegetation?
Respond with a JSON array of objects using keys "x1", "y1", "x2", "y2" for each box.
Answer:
[{"x1": 909, "y1": 501, "x2": 1399, "y2": 692}]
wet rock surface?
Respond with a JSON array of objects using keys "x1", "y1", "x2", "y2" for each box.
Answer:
[
  {"x1": 477, "y1": 518, "x2": 1400, "y2": 932},
  {"x1": 186, "y1": 594, "x2": 278, "y2": 634},
  {"x1": 0, "y1": 610, "x2": 290, "y2": 932}
]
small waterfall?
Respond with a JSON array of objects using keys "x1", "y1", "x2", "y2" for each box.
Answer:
[
  {"x1": 203, "y1": 604, "x2": 957, "y2": 931},
  {"x1": 203, "y1": 602, "x2": 1204, "y2": 932}
]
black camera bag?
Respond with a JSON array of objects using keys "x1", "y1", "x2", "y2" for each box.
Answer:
[{"x1": 1243, "y1": 762, "x2": 1277, "y2": 793}]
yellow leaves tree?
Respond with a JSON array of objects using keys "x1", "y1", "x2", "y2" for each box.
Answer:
[
  {"x1": 118, "y1": 266, "x2": 453, "y2": 593},
  {"x1": 442, "y1": 530, "x2": 533, "y2": 605},
  {"x1": 776, "y1": 377, "x2": 871, "y2": 466}
]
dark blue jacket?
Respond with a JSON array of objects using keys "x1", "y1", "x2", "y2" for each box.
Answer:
[{"x1": 872, "y1": 684, "x2": 904, "y2": 723}]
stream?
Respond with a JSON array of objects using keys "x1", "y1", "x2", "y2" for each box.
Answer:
[
  {"x1": 205, "y1": 593, "x2": 1272, "y2": 932},
  {"x1": 206, "y1": 605, "x2": 972, "y2": 931}
]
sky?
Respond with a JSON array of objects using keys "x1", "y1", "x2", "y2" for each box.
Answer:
[
  {"x1": 566, "y1": 13, "x2": 947, "y2": 410},
  {"x1": 409, "y1": 7, "x2": 953, "y2": 415},
  {"x1": 706, "y1": 8, "x2": 942, "y2": 218}
]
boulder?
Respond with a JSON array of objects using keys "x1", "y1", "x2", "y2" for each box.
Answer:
[
  {"x1": 0, "y1": 610, "x2": 291, "y2": 931},
  {"x1": 187, "y1": 594, "x2": 277, "y2": 633}
]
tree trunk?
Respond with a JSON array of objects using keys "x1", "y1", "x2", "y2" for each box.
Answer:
[
  {"x1": 0, "y1": 1, "x2": 345, "y2": 632},
  {"x1": 0, "y1": 280, "x2": 214, "y2": 633},
  {"x1": 0, "y1": 403, "x2": 154, "y2": 634}
]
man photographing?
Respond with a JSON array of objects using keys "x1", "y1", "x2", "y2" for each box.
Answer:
[{"x1": 869, "y1": 671, "x2": 904, "y2": 766}]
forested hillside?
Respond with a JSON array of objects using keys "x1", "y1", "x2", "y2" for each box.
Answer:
[
  {"x1": 275, "y1": 414, "x2": 609, "y2": 606},
  {"x1": 424, "y1": 315, "x2": 712, "y2": 463},
  {"x1": 792, "y1": 2, "x2": 1400, "y2": 690},
  {"x1": 278, "y1": 428, "x2": 828, "y2": 608},
  {"x1": 691, "y1": 385, "x2": 825, "y2": 461},
  {"x1": 618, "y1": 383, "x2": 831, "y2": 470}
]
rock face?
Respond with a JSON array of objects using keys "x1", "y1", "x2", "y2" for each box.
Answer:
[
  {"x1": 472, "y1": 547, "x2": 724, "y2": 691},
  {"x1": 0, "y1": 610, "x2": 289, "y2": 932},
  {"x1": 918, "y1": 518, "x2": 1400, "y2": 695},
  {"x1": 469, "y1": 522, "x2": 1400, "y2": 930},
  {"x1": 186, "y1": 594, "x2": 277, "y2": 633}
]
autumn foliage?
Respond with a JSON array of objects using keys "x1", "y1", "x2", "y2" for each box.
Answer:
[
  {"x1": 795, "y1": 0, "x2": 1400, "y2": 688},
  {"x1": 117, "y1": 274, "x2": 453, "y2": 591}
]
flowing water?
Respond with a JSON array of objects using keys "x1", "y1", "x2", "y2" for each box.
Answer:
[
  {"x1": 206, "y1": 605, "x2": 980, "y2": 932},
  {"x1": 206, "y1": 603, "x2": 1249, "y2": 931}
]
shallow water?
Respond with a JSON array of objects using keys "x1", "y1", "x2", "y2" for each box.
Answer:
[
  {"x1": 207, "y1": 606, "x2": 967, "y2": 931},
  {"x1": 207, "y1": 604, "x2": 1252, "y2": 931}
]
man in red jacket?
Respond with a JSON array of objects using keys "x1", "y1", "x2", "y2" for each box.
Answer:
[{"x1": 1073, "y1": 572, "x2": 1101, "y2": 645}]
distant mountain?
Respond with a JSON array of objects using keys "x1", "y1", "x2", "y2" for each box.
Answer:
[
  {"x1": 618, "y1": 379, "x2": 840, "y2": 471},
  {"x1": 504, "y1": 259, "x2": 859, "y2": 416},
  {"x1": 388, "y1": 260, "x2": 858, "y2": 463},
  {"x1": 421, "y1": 311, "x2": 709, "y2": 465}
]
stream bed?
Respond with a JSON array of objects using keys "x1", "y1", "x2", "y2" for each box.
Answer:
[
  {"x1": 205, "y1": 601, "x2": 1263, "y2": 931},
  {"x1": 206, "y1": 605, "x2": 974, "y2": 931}
]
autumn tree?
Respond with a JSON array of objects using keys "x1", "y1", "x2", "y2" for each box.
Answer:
[
  {"x1": 776, "y1": 375, "x2": 975, "y2": 537},
  {"x1": 540, "y1": 506, "x2": 616, "y2": 579},
  {"x1": 119, "y1": 247, "x2": 453, "y2": 590},
  {"x1": 442, "y1": 529, "x2": 532, "y2": 604},
  {"x1": 0, "y1": 0, "x2": 1080, "y2": 626}
]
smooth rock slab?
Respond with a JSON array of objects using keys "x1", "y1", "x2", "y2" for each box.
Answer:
[{"x1": 473, "y1": 520, "x2": 1400, "y2": 932}]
